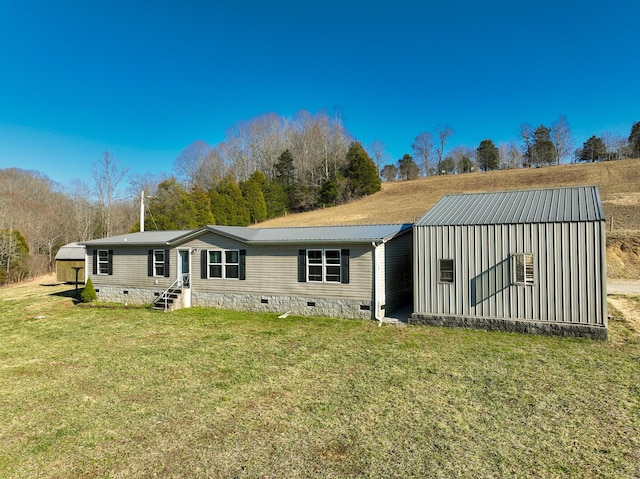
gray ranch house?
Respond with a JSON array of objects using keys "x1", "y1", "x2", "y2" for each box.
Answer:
[
  {"x1": 81, "y1": 224, "x2": 413, "y2": 320},
  {"x1": 410, "y1": 186, "x2": 608, "y2": 339}
]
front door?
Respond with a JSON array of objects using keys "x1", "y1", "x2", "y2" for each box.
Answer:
[{"x1": 178, "y1": 250, "x2": 191, "y2": 287}]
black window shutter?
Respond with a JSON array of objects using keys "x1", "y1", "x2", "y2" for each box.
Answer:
[
  {"x1": 92, "y1": 250, "x2": 97, "y2": 275},
  {"x1": 108, "y1": 250, "x2": 114, "y2": 275},
  {"x1": 298, "y1": 250, "x2": 306, "y2": 282},
  {"x1": 341, "y1": 249, "x2": 350, "y2": 284},
  {"x1": 201, "y1": 250, "x2": 208, "y2": 279},
  {"x1": 164, "y1": 249, "x2": 170, "y2": 277},
  {"x1": 239, "y1": 250, "x2": 246, "y2": 280},
  {"x1": 148, "y1": 250, "x2": 153, "y2": 276}
]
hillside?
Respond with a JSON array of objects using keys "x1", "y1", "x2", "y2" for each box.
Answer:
[{"x1": 258, "y1": 158, "x2": 640, "y2": 279}]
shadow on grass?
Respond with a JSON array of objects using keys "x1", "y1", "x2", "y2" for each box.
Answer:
[{"x1": 49, "y1": 286, "x2": 83, "y2": 304}]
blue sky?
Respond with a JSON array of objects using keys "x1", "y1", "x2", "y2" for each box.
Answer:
[{"x1": 1, "y1": 0, "x2": 638, "y2": 188}]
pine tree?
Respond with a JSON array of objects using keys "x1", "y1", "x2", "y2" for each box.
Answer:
[
  {"x1": 190, "y1": 186, "x2": 215, "y2": 227},
  {"x1": 81, "y1": 277, "x2": 97, "y2": 302},
  {"x1": 476, "y1": 139, "x2": 500, "y2": 171},
  {"x1": 146, "y1": 178, "x2": 199, "y2": 230},
  {"x1": 210, "y1": 175, "x2": 250, "y2": 226},
  {"x1": 398, "y1": 154, "x2": 420, "y2": 180},
  {"x1": 240, "y1": 173, "x2": 268, "y2": 223},
  {"x1": 344, "y1": 141, "x2": 381, "y2": 197},
  {"x1": 629, "y1": 121, "x2": 640, "y2": 158}
]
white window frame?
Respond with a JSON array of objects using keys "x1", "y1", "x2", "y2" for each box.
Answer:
[
  {"x1": 97, "y1": 249, "x2": 109, "y2": 275},
  {"x1": 512, "y1": 253, "x2": 534, "y2": 285},
  {"x1": 438, "y1": 258, "x2": 454, "y2": 284},
  {"x1": 307, "y1": 249, "x2": 341, "y2": 283},
  {"x1": 153, "y1": 249, "x2": 165, "y2": 277},
  {"x1": 207, "y1": 249, "x2": 239, "y2": 280}
]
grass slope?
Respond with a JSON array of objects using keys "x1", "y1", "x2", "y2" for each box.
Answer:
[
  {"x1": 259, "y1": 158, "x2": 640, "y2": 229},
  {"x1": 1, "y1": 281, "x2": 639, "y2": 478}
]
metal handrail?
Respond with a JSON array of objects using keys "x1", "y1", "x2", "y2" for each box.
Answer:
[{"x1": 152, "y1": 273, "x2": 190, "y2": 312}]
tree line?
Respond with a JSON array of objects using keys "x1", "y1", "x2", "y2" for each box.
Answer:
[
  {"x1": 381, "y1": 118, "x2": 640, "y2": 181},
  {"x1": 0, "y1": 110, "x2": 638, "y2": 285}
]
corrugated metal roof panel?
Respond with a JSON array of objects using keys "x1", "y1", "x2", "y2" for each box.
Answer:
[
  {"x1": 415, "y1": 186, "x2": 605, "y2": 226},
  {"x1": 211, "y1": 224, "x2": 412, "y2": 244},
  {"x1": 81, "y1": 231, "x2": 192, "y2": 246}
]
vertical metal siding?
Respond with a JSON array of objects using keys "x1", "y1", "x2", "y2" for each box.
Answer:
[{"x1": 414, "y1": 219, "x2": 605, "y2": 326}]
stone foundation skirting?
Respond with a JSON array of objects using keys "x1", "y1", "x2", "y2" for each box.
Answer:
[
  {"x1": 192, "y1": 291, "x2": 373, "y2": 320},
  {"x1": 95, "y1": 286, "x2": 159, "y2": 305},
  {"x1": 410, "y1": 313, "x2": 608, "y2": 340}
]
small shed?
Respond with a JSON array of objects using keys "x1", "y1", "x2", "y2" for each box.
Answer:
[
  {"x1": 410, "y1": 186, "x2": 607, "y2": 339},
  {"x1": 55, "y1": 242, "x2": 86, "y2": 284}
]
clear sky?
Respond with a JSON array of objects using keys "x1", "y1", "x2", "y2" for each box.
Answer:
[{"x1": 1, "y1": 0, "x2": 638, "y2": 188}]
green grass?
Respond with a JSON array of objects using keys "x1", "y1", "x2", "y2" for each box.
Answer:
[{"x1": 1, "y1": 283, "x2": 639, "y2": 478}]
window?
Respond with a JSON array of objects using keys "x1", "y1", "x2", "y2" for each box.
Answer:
[
  {"x1": 207, "y1": 249, "x2": 239, "y2": 279},
  {"x1": 439, "y1": 259, "x2": 454, "y2": 283},
  {"x1": 153, "y1": 250, "x2": 165, "y2": 277},
  {"x1": 97, "y1": 250, "x2": 110, "y2": 275},
  {"x1": 307, "y1": 249, "x2": 342, "y2": 283},
  {"x1": 512, "y1": 253, "x2": 534, "y2": 285}
]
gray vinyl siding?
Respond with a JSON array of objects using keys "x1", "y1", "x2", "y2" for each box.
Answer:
[
  {"x1": 414, "y1": 221, "x2": 606, "y2": 326},
  {"x1": 87, "y1": 247, "x2": 177, "y2": 290},
  {"x1": 188, "y1": 232, "x2": 373, "y2": 300},
  {"x1": 383, "y1": 231, "x2": 413, "y2": 313}
]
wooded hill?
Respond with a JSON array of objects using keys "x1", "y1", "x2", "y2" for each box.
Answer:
[{"x1": 258, "y1": 158, "x2": 640, "y2": 279}]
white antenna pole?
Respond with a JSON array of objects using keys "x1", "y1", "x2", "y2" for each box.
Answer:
[{"x1": 140, "y1": 190, "x2": 145, "y2": 233}]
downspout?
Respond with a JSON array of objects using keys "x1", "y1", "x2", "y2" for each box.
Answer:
[{"x1": 371, "y1": 241, "x2": 381, "y2": 324}]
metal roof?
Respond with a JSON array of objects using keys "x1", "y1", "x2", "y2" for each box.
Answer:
[
  {"x1": 415, "y1": 186, "x2": 605, "y2": 226},
  {"x1": 209, "y1": 224, "x2": 412, "y2": 244},
  {"x1": 79, "y1": 224, "x2": 412, "y2": 247},
  {"x1": 80, "y1": 231, "x2": 192, "y2": 247},
  {"x1": 54, "y1": 242, "x2": 86, "y2": 260}
]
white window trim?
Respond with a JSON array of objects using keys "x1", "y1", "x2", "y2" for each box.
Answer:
[
  {"x1": 153, "y1": 249, "x2": 165, "y2": 277},
  {"x1": 438, "y1": 258, "x2": 454, "y2": 284},
  {"x1": 207, "y1": 249, "x2": 240, "y2": 280},
  {"x1": 512, "y1": 253, "x2": 534, "y2": 285},
  {"x1": 307, "y1": 249, "x2": 341, "y2": 283},
  {"x1": 97, "y1": 249, "x2": 109, "y2": 275}
]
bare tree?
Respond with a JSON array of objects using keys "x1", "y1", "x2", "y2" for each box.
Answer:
[
  {"x1": 367, "y1": 139, "x2": 389, "y2": 175},
  {"x1": 601, "y1": 131, "x2": 629, "y2": 161},
  {"x1": 551, "y1": 115, "x2": 573, "y2": 165},
  {"x1": 411, "y1": 132, "x2": 434, "y2": 176},
  {"x1": 435, "y1": 125, "x2": 454, "y2": 173},
  {"x1": 498, "y1": 141, "x2": 523, "y2": 169},
  {"x1": 92, "y1": 151, "x2": 129, "y2": 238},
  {"x1": 174, "y1": 140, "x2": 213, "y2": 188},
  {"x1": 519, "y1": 124, "x2": 534, "y2": 166}
]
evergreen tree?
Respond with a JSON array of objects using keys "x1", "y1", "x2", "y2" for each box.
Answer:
[
  {"x1": 526, "y1": 125, "x2": 557, "y2": 166},
  {"x1": 273, "y1": 149, "x2": 297, "y2": 211},
  {"x1": 476, "y1": 139, "x2": 500, "y2": 171},
  {"x1": 579, "y1": 136, "x2": 607, "y2": 162},
  {"x1": 240, "y1": 173, "x2": 268, "y2": 223},
  {"x1": 81, "y1": 277, "x2": 97, "y2": 302},
  {"x1": 344, "y1": 141, "x2": 381, "y2": 198},
  {"x1": 629, "y1": 121, "x2": 640, "y2": 158},
  {"x1": 146, "y1": 178, "x2": 199, "y2": 230},
  {"x1": 397, "y1": 154, "x2": 420, "y2": 180},
  {"x1": 210, "y1": 175, "x2": 250, "y2": 226},
  {"x1": 190, "y1": 185, "x2": 215, "y2": 226}
]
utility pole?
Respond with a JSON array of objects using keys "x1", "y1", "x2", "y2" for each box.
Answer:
[{"x1": 140, "y1": 190, "x2": 145, "y2": 233}]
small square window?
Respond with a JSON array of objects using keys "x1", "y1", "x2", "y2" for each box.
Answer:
[
  {"x1": 513, "y1": 254, "x2": 534, "y2": 285},
  {"x1": 439, "y1": 259, "x2": 454, "y2": 283}
]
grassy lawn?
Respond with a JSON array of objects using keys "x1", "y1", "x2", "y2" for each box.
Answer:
[{"x1": 1, "y1": 282, "x2": 639, "y2": 478}]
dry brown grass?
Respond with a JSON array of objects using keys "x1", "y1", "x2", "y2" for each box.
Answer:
[{"x1": 258, "y1": 158, "x2": 640, "y2": 228}]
